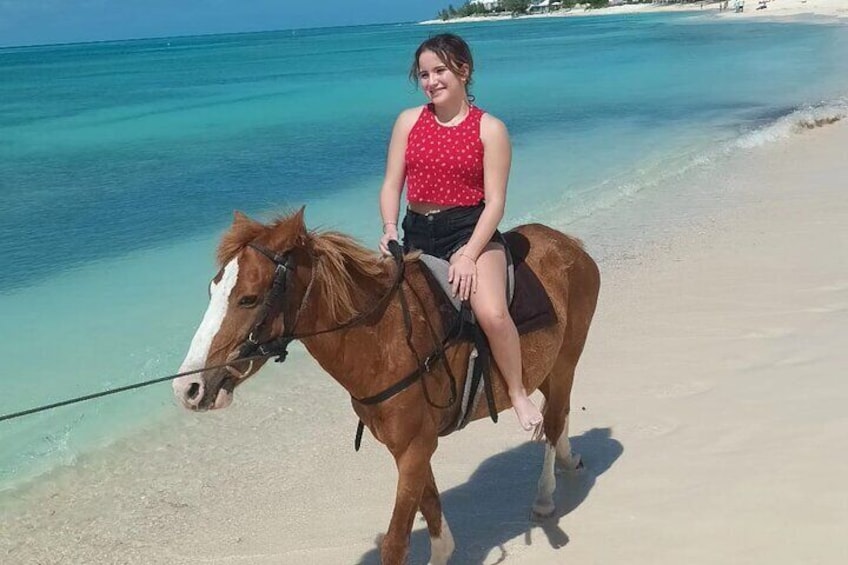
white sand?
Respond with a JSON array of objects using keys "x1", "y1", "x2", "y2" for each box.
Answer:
[
  {"x1": 2, "y1": 118, "x2": 847, "y2": 563},
  {"x1": 421, "y1": 0, "x2": 848, "y2": 25},
  {"x1": 717, "y1": 0, "x2": 848, "y2": 20}
]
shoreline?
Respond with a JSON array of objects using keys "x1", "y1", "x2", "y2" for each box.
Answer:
[
  {"x1": 420, "y1": 0, "x2": 848, "y2": 25},
  {"x1": 3, "y1": 9, "x2": 848, "y2": 562},
  {"x1": 2, "y1": 118, "x2": 847, "y2": 563}
]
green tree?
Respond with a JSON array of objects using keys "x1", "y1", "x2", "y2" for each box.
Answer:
[{"x1": 436, "y1": 1, "x2": 498, "y2": 20}]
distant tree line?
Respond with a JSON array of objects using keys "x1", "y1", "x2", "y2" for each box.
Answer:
[
  {"x1": 436, "y1": 1, "x2": 616, "y2": 21},
  {"x1": 438, "y1": 0, "x2": 718, "y2": 20},
  {"x1": 434, "y1": 0, "x2": 723, "y2": 21}
]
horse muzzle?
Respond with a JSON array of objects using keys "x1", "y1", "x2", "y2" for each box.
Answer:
[{"x1": 172, "y1": 369, "x2": 236, "y2": 412}]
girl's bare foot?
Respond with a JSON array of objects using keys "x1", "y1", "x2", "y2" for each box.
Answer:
[{"x1": 510, "y1": 392, "x2": 543, "y2": 431}]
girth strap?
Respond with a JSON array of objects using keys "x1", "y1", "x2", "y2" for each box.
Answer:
[
  {"x1": 352, "y1": 342, "x2": 453, "y2": 452},
  {"x1": 355, "y1": 370, "x2": 425, "y2": 406},
  {"x1": 354, "y1": 301, "x2": 504, "y2": 450}
]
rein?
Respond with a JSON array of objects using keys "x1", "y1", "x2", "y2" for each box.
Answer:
[
  {"x1": 241, "y1": 239, "x2": 459, "y2": 417},
  {"x1": 0, "y1": 241, "x2": 459, "y2": 425},
  {"x1": 237, "y1": 239, "x2": 407, "y2": 361},
  {"x1": 0, "y1": 354, "x2": 274, "y2": 423}
]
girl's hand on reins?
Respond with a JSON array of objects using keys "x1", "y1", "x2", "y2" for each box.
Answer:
[
  {"x1": 379, "y1": 225, "x2": 399, "y2": 256},
  {"x1": 449, "y1": 250, "x2": 477, "y2": 301}
]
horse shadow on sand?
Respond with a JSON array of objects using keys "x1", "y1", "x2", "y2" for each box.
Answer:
[{"x1": 357, "y1": 427, "x2": 623, "y2": 565}]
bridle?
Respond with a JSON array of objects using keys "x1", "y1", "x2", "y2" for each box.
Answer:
[
  {"x1": 232, "y1": 242, "x2": 299, "y2": 364},
  {"x1": 231, "y1": 240, "x2": 407, "y2": 367},
  {"x1": 0, "y1": 242, "x2": 456, "y2": 426},
  {"x1": 218, "y1": 238, "x2": 462, "y2": 446},
  {"x1": 223, "y1": 237, "x2": 462, "y2": 452}
]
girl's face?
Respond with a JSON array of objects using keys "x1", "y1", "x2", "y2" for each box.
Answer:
[{"x1": 416, "y1": 50, "x2": 468, "y2": 105}]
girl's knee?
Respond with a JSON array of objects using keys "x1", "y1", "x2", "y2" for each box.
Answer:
[{"x1": 475, "y1": 307, "x2": 511, "y2": 333}]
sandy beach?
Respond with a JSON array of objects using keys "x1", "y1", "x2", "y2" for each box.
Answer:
[
  {"x1": 420, "y1": 0, "x2": 848, "y2": 25},
  {"x1": 2, "y1": 92, "x2": 847, "y2": 563},
  {"x1": 717, "y1": 0, "x2": 848, "y2": 20}
]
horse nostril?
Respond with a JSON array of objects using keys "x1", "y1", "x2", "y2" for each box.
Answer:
[{"x1": 187, "y1": 382, "x2": 201, "y2": 400}]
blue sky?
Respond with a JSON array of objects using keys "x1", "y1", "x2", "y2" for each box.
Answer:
[{"x1": 0, "y1": 0, "x2": 447, "y2": 47}]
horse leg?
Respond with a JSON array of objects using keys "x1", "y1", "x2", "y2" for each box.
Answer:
[
  {"x1": 419, "y1": 466, "x2": 454, "y2": 565},
  {"x1": 532, "y1": 348, "x2": 582, "y2": 518},
  {"x1": 555, "y1": 413, "x2": 582, "y2": 471},
  {"x1": 381, "y1": 437, "x2": 436, "y2": 565},
  {"x1": 532, "y1": 442, "x2": 558, "y2": 518}
]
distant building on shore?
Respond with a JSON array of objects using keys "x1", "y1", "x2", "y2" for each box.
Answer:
[
  {"x1": 470, "y1": 0, "x2": 500, "y2": 10},
  {"x1": 529, "y1": 1, "x2": 564, "y2": 13}
]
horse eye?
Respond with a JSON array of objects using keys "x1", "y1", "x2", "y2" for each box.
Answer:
[{"x1": 238, "y1": 295, "x2": 259, "y2": 308}]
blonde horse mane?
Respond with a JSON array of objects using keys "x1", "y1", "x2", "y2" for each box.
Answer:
[
  {"x1": 216, "y1": 213, "x2": 266, "y2": 267},
  {"x1": 309, "y1": 231, "x2": 389, "y2": 323},
  {"x1": 216, "y1": 211, "x2": 391, "y2": 324}
]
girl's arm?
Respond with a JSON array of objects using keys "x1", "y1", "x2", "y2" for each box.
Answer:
[
  {"x1": 460, "y1": 113, "x2": 511, "y2": 261},
  {"x1": 379, "y1": 106, "x2": 421, "y2": 253}
]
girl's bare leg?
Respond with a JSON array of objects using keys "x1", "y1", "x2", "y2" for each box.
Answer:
[{"x1": 469, "y1": 243, "x2": 542, "y2": 430}]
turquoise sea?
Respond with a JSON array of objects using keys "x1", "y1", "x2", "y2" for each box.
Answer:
[{"x1": 1, "y1": 12, "x2": 847, "y2": 491}]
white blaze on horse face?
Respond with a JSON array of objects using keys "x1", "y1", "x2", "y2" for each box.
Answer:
[{"x1": 179, "y1": 258, "x2": 240, "y2": 373}]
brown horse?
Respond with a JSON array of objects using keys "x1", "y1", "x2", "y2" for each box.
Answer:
[{"x1": 172, "y1": 209, "x2": 600, "y2": 564}]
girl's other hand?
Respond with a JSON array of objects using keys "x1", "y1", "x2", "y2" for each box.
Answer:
[
  {"x1": 379, "y1": 227, "x2": 399, "y2": 256},
  {"x1": 448, "y1": 250, "x2": 477, "y2": 301}
]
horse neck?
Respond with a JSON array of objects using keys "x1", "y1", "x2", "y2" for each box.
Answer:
[
  {"x1": 306, "y1": 262, "x2": 393, "y2": 327},
  {"x1": 302, "y1": 256, "x2": 426, "y2": 398},
  {"x1": 295, "y1": 250, "x2": 398, "y2": 397}
]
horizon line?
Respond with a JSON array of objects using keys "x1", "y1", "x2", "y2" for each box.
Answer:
[{"x1": 0, "y1": 19, "x2": 424, "y2": 52}]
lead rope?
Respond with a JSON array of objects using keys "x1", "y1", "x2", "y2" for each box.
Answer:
[{"x1": 0, "y1": 354, "x2": 274, "y2": 424}]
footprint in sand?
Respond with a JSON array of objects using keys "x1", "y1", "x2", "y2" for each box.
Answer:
[
  {"x1": 741, "y1": 327, "x2": 795, "y2": 339},
  {"x1": 651, "y1": 380, "x2": 715, "y2": 399},
  {"x1": 624, "y1": 418, "x2": 679, "y2": 439},
  {"x1": 802, "y1": 282, "x2": 848, "y2": 293},
  {"x1": 774, "y1": 354, "x2": 817, "y2": 367},
  {"x1": 801, "y1": 302, "x2": 848, "y2": 314}
]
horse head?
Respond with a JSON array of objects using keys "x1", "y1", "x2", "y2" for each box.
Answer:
[{"x1": 172, "y1": 208, "x2": 311, "y2": 411}]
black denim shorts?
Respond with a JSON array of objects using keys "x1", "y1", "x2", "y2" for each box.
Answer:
[{"x1": 402, "y1": 202, "x2": 501, "y2": 261}]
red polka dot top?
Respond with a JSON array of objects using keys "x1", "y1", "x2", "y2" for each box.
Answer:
[{"x1": 405, "y1": 103, "x2": 485, "y2": 207}]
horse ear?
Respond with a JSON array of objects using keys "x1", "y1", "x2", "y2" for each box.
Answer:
[
  {"x1": 292, "y1": 206, "x2": 307, "y2": 242},
  {"x1": 232, "y1": 210, "x2": 251, "y2": 225}
]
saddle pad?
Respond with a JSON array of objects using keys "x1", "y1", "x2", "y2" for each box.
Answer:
[
  {"x1": 502, "y1": 231, "x2": 558, "y2": 335},
  {"x1": 417, "y1": 252, "x2": 514, "y2": 321},
  {"x1": 418, "y1": 230, "x2": 557, "y2": 336}
]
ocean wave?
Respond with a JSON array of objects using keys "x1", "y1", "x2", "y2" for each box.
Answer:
[
  {"x1": 525, "y1": 97, "x2": 848, "y2": 233},
  {"x1": 735, "y1": 98, "x2": 848, "y2": 148}
]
